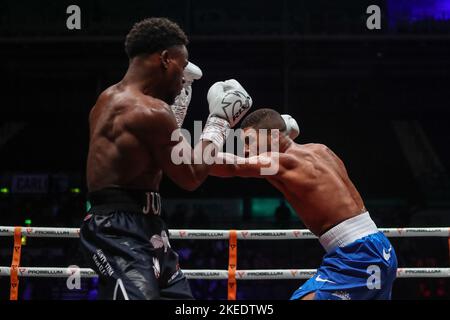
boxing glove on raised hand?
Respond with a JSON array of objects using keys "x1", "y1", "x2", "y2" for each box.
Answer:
[
  {"x1": 171, "y1": 61, "x2": 203, "y2": 127},
  {"x1": 207, "y1": 79, "x2": 252, "y2": 128},
  {"x1": 200, "y1": 79, "x2": 253, "y2": 149},
  {"x1": 281, "y1": 114, "x2": 300, "y2": 139},
  {"x1": 183, "y1": 61, "x2": 202, "y2": 88}
]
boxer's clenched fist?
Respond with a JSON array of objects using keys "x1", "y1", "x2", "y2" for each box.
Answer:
[
  {"x1": 200, "y1": 79, "x2": 253, "y2": 149},
  {"x1": 183, "y1": 61, "x2": 202, "y2": 88},
  {"x1": 207, "y1": 79, "x2": 252, "y2": 128},
  {"x1": 281, "y1": 114, "x2": 300, "y2": 139}
]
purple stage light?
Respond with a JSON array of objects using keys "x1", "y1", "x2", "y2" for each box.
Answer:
[{"x1": 388, "y1": 0, "x2": 450, "y2": 28}]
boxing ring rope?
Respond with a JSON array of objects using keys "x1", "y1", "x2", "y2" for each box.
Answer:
[
  {"x1": 1, "y1": 226, "x2": 450, "y2": 300},
  {"x1": 0, "y1": 267, "x2": 449, "y2": 279},
  {"x1": 2, "y1": 226, "x2": 450, "y2": 239}
]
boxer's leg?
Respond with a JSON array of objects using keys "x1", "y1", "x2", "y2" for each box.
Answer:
[
  {"x1": 291, "y1": 232, "x2": 397, "y2": 300},
  {"x1": 80, "y1": 211, "x2": 161, "y2": 300},
  {"x1": 290, "y1": 273, "x2": 323, "y2": 300},
  {"x1": 160, "y1": 271, "x2": 194, "y2": 300},
  {"x1": 153, "y1": 224, "x2": 194, "y2": 299}
]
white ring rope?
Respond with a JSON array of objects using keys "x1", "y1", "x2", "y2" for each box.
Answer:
[
  {"x1": 1, "y1": 226, "x2": 449, "y2": 281},
  {"x1": 0, "y1": 267, "x2": 449, "y2": 279},
  {"x1": 1, "y1": 226, "x2": 449, "y2": 239}
]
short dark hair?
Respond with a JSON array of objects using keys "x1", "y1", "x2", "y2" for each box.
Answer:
[
  {"x1": 125, "y1": 17, "x2": 189, "y2": 58},
  {"x1": 241, "y1": 108, "x2": 286, "y2": 131}
]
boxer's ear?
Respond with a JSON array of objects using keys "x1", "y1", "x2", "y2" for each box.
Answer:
[{"x1": 160, "y1": 50, "x2": 170, "y2": 69}]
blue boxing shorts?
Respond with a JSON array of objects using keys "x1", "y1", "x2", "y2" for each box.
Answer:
[{"x1": 290, "y1": 212, "x2": 397, "y2": 300}]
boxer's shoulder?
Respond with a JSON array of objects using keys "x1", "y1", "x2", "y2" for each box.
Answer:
[
  {"x1": 293, "y1": 143, "x2": 333, "y2": 159},
  {"x1": 283, "y1": 145, "x2": 326, "y2": 172},
  {"x1": 119, "y1": 95, "x2": 177, "y2": 144},
  {"x1": 92, "y1": 85, "x2": 177, "y2": 144},
  {"x1": 98, "y1": 84, "x2": 167, "y2": 111},
  {"x1": 299, "y1": 143, "x2": 329, "y2": 151},
  {"x1": 127, "y1": 98, "x2": 173, "y2": 126},
  {"x1": 253, "y1": 151, "x2": 298, "y2": 174}
]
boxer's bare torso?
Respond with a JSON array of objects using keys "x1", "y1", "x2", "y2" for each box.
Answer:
[
  {"x1": 213, "y1": 143, "x2": 366, "y2": 236},
  {"x1": 87, "y1": 84, "x2": 168, "y2": 192},
  {"x1": 266, "y1": 143, "x2": 366, "y2": 235}
]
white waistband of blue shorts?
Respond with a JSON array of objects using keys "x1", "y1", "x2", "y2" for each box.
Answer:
[{"x1": 318, "y1": 212, "x2": 378, "y2": 253}]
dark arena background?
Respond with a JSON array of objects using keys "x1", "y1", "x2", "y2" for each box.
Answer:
[{"x1": 0, "y1": 0, "x2": 450, "y2": 301}]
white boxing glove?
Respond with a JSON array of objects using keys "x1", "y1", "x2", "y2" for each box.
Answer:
[
  {"x1": 281, "y1": 114, "x2": 300, "y2": 139},
  {"x1": 183, "y1": 62, "x2": 203, "y2": 88},
  {"x1": 206, "y1": 79, "x2": 252, "y2": 127},
  {"x1": 200, "y1": 79, "x2": 253, "y2": 149},
  {"x1": 171, "y1": 61, "x2": 203, "y2": 128}
]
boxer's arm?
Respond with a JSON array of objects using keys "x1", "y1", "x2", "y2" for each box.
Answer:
[
  {"x1": 170, "y1": 61, "x2": 202, "y2": 127},
  {"x1": 128, "y1": 79, "x2": 252, "y2": 190},
  {"x1": 156, "y1": 136, "x2": 214, "y2": 191},
  {"x1": 127, "y1": 103, "x2": 216, "y2": 191},
  {"x1": 211, "y1": 152, "x2": 287, "y2": 178}
]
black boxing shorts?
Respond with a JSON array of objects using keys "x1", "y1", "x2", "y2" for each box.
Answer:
[{"x1": 79, "y1": 187, "x2": 193, "y2": 300}]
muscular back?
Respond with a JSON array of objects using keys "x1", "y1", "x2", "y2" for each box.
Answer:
[
  {"x1": 270, "y1": 144, "x2": 366, "y2": 235},
  {"x1": 86, "y1": 84, "x2": 163, "y2": 191}
]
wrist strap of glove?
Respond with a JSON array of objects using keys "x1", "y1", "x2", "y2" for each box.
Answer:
[
  {"x1": 171, "y1": 87, "x2": 192, "y2": 128},
  {"x1": 199, "y1": 116, "x2": 231, "y2": 149},
  {"x1": 171, "y1": 104, "x2": 188, "y2": 128}
]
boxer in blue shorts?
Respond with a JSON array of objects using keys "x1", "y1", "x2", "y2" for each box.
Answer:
[{"x1": 211, "y1": 108, "x2": 398, "y2": 300}]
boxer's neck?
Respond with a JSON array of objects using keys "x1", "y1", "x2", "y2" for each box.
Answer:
[{"x1": 122, "y1": 56, "x2": 164, "y2": 98}]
